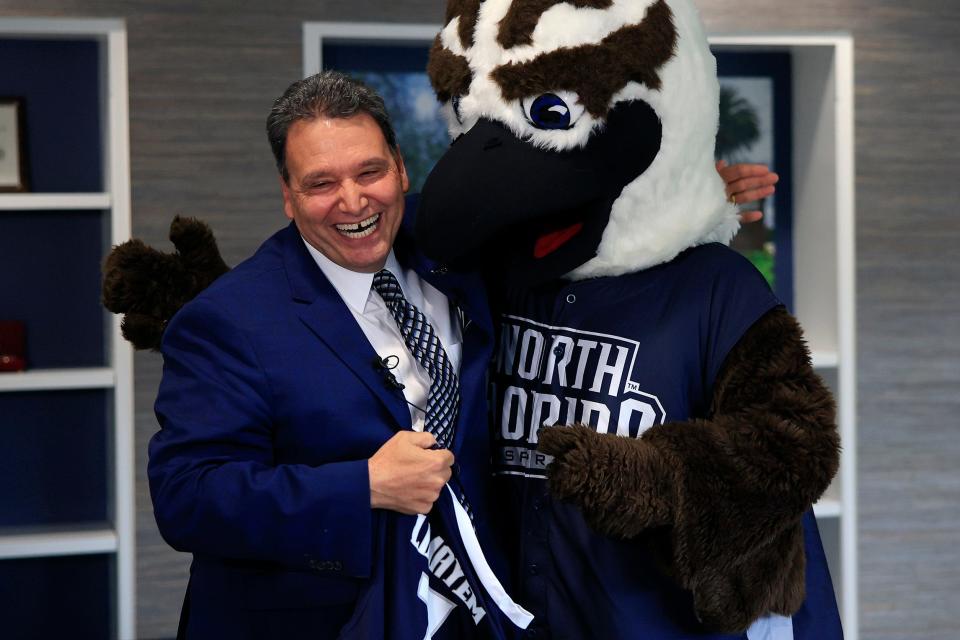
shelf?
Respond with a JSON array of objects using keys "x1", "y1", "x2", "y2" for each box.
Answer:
[
  {"x1": 0, "y1": 526, "x2": 117, "y2": 560},
  {"x1": 0, "y1": 193, "x2": 111, "y2": 211},
  {"x1": 814, "y1": 498, "x2": 842, "y2": 519},
  {"x1": 0, "y1": 368, "x2": 115, "y2": 392},
  {"x1": 0, "y1": 17, "x2": 123, "y2": 37},
  {"x1": 811, "y1": 351, "x2": 839, "y2": 368}
]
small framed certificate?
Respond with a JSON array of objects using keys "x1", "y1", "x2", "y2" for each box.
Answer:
[{"x1": 0, "y1": 98, "x2": 29, "y2": 192}]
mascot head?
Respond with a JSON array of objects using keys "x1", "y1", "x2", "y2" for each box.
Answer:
[{"x1": 415, "y1": 0, "x2": 738, "y2": 283}]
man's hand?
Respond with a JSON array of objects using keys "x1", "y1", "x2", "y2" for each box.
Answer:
[
  {"x1": 368, "y1": 431, "x2": 454, "y2": 515},
  {"x1": 716, "y1": 160, "x2": 779, "y2": 224}
]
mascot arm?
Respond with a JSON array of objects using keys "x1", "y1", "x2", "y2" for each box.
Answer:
[
  {"x1": 538, "y1": 306, "x2": 839, "y2": 632},
  {"x1": 102, "y1": 216, "x2": 229, "y2": 350}
]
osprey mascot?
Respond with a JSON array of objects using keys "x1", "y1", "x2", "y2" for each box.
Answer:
[{"x1": 415, "y1": 0, "x2": 844, "y2": 639}]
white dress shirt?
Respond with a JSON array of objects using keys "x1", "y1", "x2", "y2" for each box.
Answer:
[{"x1": 302, "y1": 238, "x2": 462, "y2": 431}]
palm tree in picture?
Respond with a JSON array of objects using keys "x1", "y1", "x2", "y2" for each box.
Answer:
[
  {"x1": 715, "y1": 86, "x2": 761, "y2": 162},
  {"x1": 355, "y1": 71, "x2": 450, "y2": 193}
]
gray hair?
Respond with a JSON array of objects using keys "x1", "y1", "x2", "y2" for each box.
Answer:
[{"x1": 266, "y1": 70, "x2": 399, "y2": 183}]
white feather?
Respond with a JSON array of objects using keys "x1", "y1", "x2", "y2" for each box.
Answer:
[
  {"x1": 569, "y1": 0, "x2": 738, "y2": 278},
  {"x1": 504, "y1": 0, "x2": 661, "y2": 65}
]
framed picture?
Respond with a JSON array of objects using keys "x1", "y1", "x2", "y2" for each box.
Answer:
[
  {"x1": 0, "y1": 98, "x2": 29, "y2": 192},
  {"x1": 714, "y1": 52, "x2": 794, "y2": 309},
  {"x1": 305, "y1": 25, "x2": 794, "y2": 305},
  {"x1": 305, "y1": 23, "x2": 446, "y2": 193}
]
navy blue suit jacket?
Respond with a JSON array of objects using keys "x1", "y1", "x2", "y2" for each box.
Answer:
[{"x1": 149, "y1": 214, "x2": 496, "y2": 639}]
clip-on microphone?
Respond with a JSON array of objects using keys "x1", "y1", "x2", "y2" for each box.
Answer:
[
  {"x1": 372, "y1": 355, "x2": 405, "y2": 390},
  {"x1": 372, "y1": 355, "x2": 429, "y2": 420}
]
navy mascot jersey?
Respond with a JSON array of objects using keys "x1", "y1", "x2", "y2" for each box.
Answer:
[
  {"x1": 339, "y1": 485, "x2": 533, "y2": 639},
  {"x1": 490, "y1": 244, "x2": 842, "y2": 639}
]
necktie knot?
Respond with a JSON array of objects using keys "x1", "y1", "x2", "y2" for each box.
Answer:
[{"x1": 372, "y1": 269, "x2": 403, "y2": 302}]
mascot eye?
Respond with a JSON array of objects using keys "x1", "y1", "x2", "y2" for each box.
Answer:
[
  {"x1": 522, "y1": 92, "x2": 584, "y2": 130},
  {"x1": 452, "y1": 95, "x2": 464, "y2": 124}
]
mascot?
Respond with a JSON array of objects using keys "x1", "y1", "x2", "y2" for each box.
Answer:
[
  {"x1": 104, "y1": 1, "x2": 841, "y2": 638},
  {"x1": 414, "y1": 0, "x2": 843, "y2": 638}
]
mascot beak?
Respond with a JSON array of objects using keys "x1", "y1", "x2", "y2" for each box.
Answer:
[{"x1": 415, "y1": 100, "x2": 662, "y2": 279}]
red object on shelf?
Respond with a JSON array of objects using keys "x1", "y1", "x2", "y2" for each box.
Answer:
[{"x1": 0, "y1": 321, "x2": 27, "y2": 372}]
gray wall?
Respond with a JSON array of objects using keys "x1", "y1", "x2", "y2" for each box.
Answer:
[{"x1": 2, "y1": 1, "x2": 957, "y2": 638}]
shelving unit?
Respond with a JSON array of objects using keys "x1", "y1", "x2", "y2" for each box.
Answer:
[
  {"x1": 0, "y1": 367, "x2": 116, "y2": 392},
  {"x1": 0, "y1": 18, "x2": 134, "y2": 640},
  {"x1": 0, "y1": 193, "x2": 113, "y2": 210},
  {"x1": 711, "y1": 33, "x2": 857, "y2": 639},
  {"x1": 811, "y1": 350, "x2": 841, "y2": 369},
  {"x1": 0, "y1": 527, "x2": 118, "y2": 560}
]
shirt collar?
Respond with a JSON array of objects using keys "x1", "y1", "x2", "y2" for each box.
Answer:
[{"x1": 301, "y1": 237, "x2": 405, "y2": 314}]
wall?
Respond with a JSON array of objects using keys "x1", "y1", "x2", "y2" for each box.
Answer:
[{"x1": 1, "y1": 1, "x2": 957, "y2": 638}]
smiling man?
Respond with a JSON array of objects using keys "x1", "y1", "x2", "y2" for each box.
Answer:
[
  {"x1": 278, "y1": 112, "x2": 407, "y2": 273},
  {"x1": 148, "y1": 71, "x2": 507, "y2": 639}
]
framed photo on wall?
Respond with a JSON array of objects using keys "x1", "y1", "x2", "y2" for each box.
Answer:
[
  {"x1": 714, "y1": 51, "x2": 794, "y2": 309},
  {"x1": 0, "y1": 97, "x2": 29, "y2": 192},
  {"x1": 304, "y1": 23, "x2": 446, "y2": 193}
]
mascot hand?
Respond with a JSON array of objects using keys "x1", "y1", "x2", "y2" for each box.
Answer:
[
  {"x1": 539, "y1": 424, "x2": 674, "y2": 538},
  {"x1": 102, "y1": 216, "x2": 230, "y2": 351}
]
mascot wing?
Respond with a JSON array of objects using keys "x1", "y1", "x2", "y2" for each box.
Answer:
[{"x1": 102, "y1": 216, "x2": 230, "y2": 350}]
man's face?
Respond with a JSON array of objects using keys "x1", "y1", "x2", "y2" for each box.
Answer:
[{"x1": 280, "y1": 113, "x2": 409, "y2": 273}]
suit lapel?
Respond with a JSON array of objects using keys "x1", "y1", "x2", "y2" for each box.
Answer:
[
  {"x1": 280, "y1": 224, "x2": 412, "y2": 431},
  {"x1": 279, "y1": 219, "x2": 494, "y2": 447},
  {"x1": 395, "y1": 232, "x2": 493, "y2": 342},
  {"x1": 453, "y1": 318, "x2": 491, "y2": 455}
]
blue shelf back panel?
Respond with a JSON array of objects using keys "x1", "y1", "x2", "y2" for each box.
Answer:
[
  {"x1": 0, "y1": 389, "x2": 108, "y2": 526},
  {"x1": 0, "y1": 554, "x2": 111, "y2": 638},
  {"x1": 0, "y1": 210, "x2": 106, "y2": 368},
  {"x1": 0, "y1": 38, "x2": 103, "y2": 192}
]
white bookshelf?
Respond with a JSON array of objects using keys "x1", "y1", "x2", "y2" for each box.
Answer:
[
  {"x1": 0, "y1": 367, "x2": 116, "y2": 392},
  {"x1": 0, "y1": 193, "x2": 112, "y2": 210},
  {"x1": 302, "y1": 21, "x2": 441, "y2": 77},
  {"x1": 0, "y1": 527, "x2": 118, "y2": 560},
  {"x1": 814, "y1": 498, "x2": 843, "y2": 520},
  {"x1": 811, "y1": 350, "x2": 841, "y2": 369},
  {"x1": 0, "y1": 17, "x2": 134, "y2": 640},
  {"x1": 303, "y1": 23, "x2": 857, "y2": 640},
  {"x1": 710, "y1": 33, "x2": 857, "y2": 639}
]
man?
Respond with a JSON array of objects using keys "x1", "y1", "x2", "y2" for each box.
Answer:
[{"x1": 148, "y1": 71, "x2": 509, "y2": 639}]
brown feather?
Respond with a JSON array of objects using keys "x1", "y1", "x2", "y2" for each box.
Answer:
[
  {"x1": 427, "y1": 36, "x2": 473, "y2": 104},
  {"x1": 497, "y1": 0, "x2": 614, "y2": 49},
  {"x1": 444, "y1": 0, "x2": 483, "y2": 49},
  {"x1": 492, "y1": 0, "x2": 677, "y2": 117}
]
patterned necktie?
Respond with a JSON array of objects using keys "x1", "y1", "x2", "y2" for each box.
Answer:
[{"x1": 372, "y1": 269, "x2": 460, "y2": 450}]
